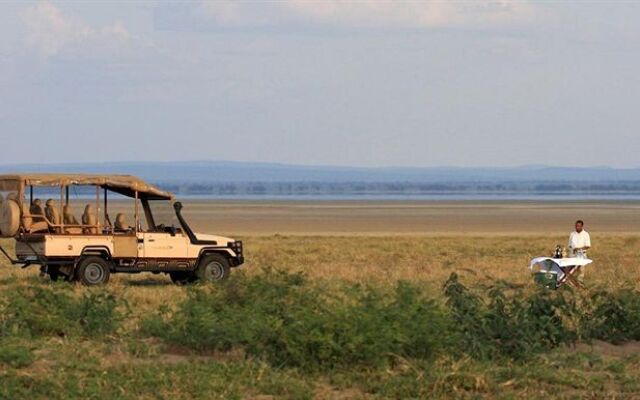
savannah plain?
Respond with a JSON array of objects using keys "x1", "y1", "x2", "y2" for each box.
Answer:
[{"x1": 2, "y1": 200, "x2": 640, "y2": 399}]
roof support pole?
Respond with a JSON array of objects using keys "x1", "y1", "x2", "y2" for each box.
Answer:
[
  {"x1": 96, "y1": 186, "x2": 100, "y2": 232},
  {"x1": 104, "y1": 188, "x2": 108, "y2": 226},
  {"x1": 17, "y1": 181, "x2": 24, "y2": 208},
  {"x1": 141, "y1": 199, "x2": 155, "y2": 231},
  {"x1": 134, "y1": 191, "x2": 139, "y2": 234},
  {"x1": 60, "y1": 185, "x2": 64, "y2": 232}
]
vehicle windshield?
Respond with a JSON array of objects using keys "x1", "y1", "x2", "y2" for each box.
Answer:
[{"x1": 147, "y1": 200, "x2": 179, "y2": 229}]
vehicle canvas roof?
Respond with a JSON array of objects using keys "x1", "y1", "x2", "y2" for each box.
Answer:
[{"x1": 0, "y1": 174, "x2": 173, "y2": 200}]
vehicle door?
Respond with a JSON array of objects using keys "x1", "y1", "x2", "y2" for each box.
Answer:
[{"x1": 141, "y1": 231, "x2": 189, "y2": 259}]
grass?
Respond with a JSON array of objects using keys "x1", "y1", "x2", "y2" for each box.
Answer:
[{"x1": 2, "y1": 235, "x2": 640, "y2": 399}]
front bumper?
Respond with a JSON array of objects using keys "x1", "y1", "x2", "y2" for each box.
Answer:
[{"x1": 229, "y1": 240, "x2": 244, "y2": 266}]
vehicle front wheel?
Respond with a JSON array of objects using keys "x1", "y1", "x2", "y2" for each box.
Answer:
[
  {"x1": 195, "y1": 254, "x2": 230, "y2": 282},
  {"x1": 75, "y1": 257, "x2": 111, "y2": 286}
]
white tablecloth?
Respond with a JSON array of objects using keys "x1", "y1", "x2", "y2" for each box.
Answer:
[{"x1": 529, "y1": 257, "x2": 593, "y2": 281}]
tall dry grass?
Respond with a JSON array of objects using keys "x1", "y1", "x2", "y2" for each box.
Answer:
[
  {"x1": 1, "y1": 233, "x2": 638, "y2": 310},
  {"x1": 240, "y1": 234, "x2": 640, "y2": 290}
]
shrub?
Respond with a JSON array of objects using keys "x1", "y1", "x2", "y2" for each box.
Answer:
[
  {"x1": 443, "y1": 273, "x2": 575, "y2": 360},
  {"x1": 143, "y1": 269, "x2": 640, "y2": 369},
  {"x1": 581, "y1": 288, "x2": 640, "y2": 343},
  {"x1": 142, "y1": 269, "x2": 451, "y2": 371},
  {"x1": 0, "y1": 286, "x2": 122, "y2": 339}
]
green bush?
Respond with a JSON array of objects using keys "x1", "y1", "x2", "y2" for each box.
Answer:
[
  {"x1": 581, "y1": 288, "x2": 640, "y2": 344},
  {"x1": 443, "y1": 273, "x2": 575, "y2": 360},
  {"x1": 142, "y1": 269, "x2": 451, "y2": 371},
  {"x1": 143, "y1": 269, "x2": 640, "y2": 369},
  {"x1": 0, "y1": 286, "x2": 122, "y2": 339}
]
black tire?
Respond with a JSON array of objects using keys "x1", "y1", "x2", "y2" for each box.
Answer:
[
  {"x1": 195, "y1": 254, "x2": 230, "y2": 282},
  {"x1": 75, "y1": 256, "x2": 111, "y2": 286},
  {"x1": 169, "y1": 271, "x2": 196, "y2": 285},
  {"x1": 48, "y1": 266, "x2": 60, "y2": 282}
]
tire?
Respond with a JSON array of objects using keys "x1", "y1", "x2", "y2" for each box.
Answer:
[
  {"x1": 48, "y1": 266, "x2": 60, "y2": 282},
  {"x1": 0, "y1": 199, "x2": 20, "y2": 238},
  {"x1": 195, "y1": 254, "x2": 230, "y2": 282},
  {"x1": 169, "y1": 271, "x2": 196, "y2": 285},
  {"x1": 75, "y1": 256, "x2": 111, "y2": 286}
]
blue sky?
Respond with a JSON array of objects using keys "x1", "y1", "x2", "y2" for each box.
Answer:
[{"x1": 1, "y1": 1, "x2": 639, "y2": 168}]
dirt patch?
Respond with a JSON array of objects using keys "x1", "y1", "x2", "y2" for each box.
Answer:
[
  {"x1": 99, "y1": 342, "x2": 246, "y2": 368},
  {"x1": 574, "y1": 340, "x2": 640, "y2": 358},
  {"x1": 313, "y1": 383, "x2": 368, "y2": 400},
  {"x1": 162, "y1": 343, "x2": 245, "y2": 362}
]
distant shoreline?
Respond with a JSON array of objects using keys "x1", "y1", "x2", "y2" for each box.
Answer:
[
  {"x1": 22, "y1": 192, "x2": 640, "y2": 202},
  {"x1": 168, "y1": 193, "x2": 640, "y2": 201}
]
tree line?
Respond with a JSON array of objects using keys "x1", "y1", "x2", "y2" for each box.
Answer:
[{"x1": 155, "y1": 181, "x2": 640, "y2": 196}]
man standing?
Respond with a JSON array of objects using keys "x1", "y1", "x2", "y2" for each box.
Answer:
[
  {"x1": 569, "y1": 220, "x2": 591, "y2": 284},
  {"x1": 569, "y1": 220, "x2": 591, "y2": 258}
]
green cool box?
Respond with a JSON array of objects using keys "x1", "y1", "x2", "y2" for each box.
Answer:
[{"x1": 533, "y1": 271, "x2": 558, "y2": 289}]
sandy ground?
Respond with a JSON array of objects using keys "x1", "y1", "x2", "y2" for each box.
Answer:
[
  {"x1": 56, "y1": 199, "x2": 640, "y2": 235},
  {"x1": 170, "y1": 200, "x2": 640, "y2": 235}
]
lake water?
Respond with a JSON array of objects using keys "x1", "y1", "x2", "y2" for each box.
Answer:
[
  {"x1": 20, "y1": 190, "x2": 640, "y2": 202},
  {"x1": 177, "y1": 193, "x2": 640, "y2": 201}
]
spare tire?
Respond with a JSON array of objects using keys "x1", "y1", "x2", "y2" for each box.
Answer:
[{"x1": 0, "y1": 199, "x2": 21, "y2": 237}]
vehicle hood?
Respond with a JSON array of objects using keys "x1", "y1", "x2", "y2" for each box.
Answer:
[{"x1": 194, "y1": 232, "x2": 236, "y2": 245}]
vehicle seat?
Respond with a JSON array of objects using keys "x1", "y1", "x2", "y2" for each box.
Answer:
[
  {"x1": 45, "y1": 199, "x2": 62, "y2": 233},
  {"x1": 82, "y1": 204, "x2": 98, "y2": 234},
  {"x1": 114, "y1": 213, "x2": 129, "y2": 232},
  {"x1": 45, "y1": 199, "x2": 61, "y2": 225},
  {"x1": 63, "y1": 204, "x2": 79, "y2": 225},
  {"x1": 62, "y1": 204, "x2": 82, "y2": 234},
  {"x1": 30, "y1": 199, "x2": 45, "y2": 222},
  {"x1": 20, "y1": 203, "x2": 48, "y2": 233}
]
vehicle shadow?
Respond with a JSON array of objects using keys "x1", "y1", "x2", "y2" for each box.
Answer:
[{"x1": 122, "y1": 277, "x2": 174, "y2": 287}]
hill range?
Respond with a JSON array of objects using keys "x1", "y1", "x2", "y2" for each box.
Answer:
[{"x1": 0, "y1": 161, "x2": 639, "y2": 182}]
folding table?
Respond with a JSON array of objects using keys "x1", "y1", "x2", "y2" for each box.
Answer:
[{"x1": 529, "y1": 257, "x2": 593, "y2": 289}]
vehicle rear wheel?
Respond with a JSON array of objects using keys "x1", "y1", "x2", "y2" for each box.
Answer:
[
  {"x1": 195, "y1": 254, "x2": 230, "y2": 282},
  {"x1": 75, "y1": 257, "x2": 111, "y2": 286},
  {"x1": 169, "y1": 271, "x2": 196, "y2": 285}
]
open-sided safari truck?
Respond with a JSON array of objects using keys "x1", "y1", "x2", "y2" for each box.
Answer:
[{"x1": 0, "y1": 174, "x2": 243, "y2": 285}]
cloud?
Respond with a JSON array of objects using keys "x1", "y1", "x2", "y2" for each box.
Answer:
[
  {"x1": 198, "y1": 0, "x2": 537, "y2": 30},
  {"x1": 21, "y1": 1, "x2": 131, "y2": 57}
]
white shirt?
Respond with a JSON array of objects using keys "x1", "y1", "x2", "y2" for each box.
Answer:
[{"x1": 568, "y1": 230, "x2": 591, "y2": 257}]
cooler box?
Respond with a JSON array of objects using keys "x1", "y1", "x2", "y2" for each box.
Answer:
[{"x1": 533, "y1": 270, "x2": 558, "y2": 289}]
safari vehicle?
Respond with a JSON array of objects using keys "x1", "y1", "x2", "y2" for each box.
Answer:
[{"x1": 0, "y1": 174, "x2": 243, "y2": 285}]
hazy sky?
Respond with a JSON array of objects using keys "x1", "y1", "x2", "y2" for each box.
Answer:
[{"x1": 1, "y1": 1, "x2": 639, "y2": 168}]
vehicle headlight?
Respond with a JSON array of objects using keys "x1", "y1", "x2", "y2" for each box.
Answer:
[{"x1": 229, "y1": 241, "x2": 243, "y2": 256}]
